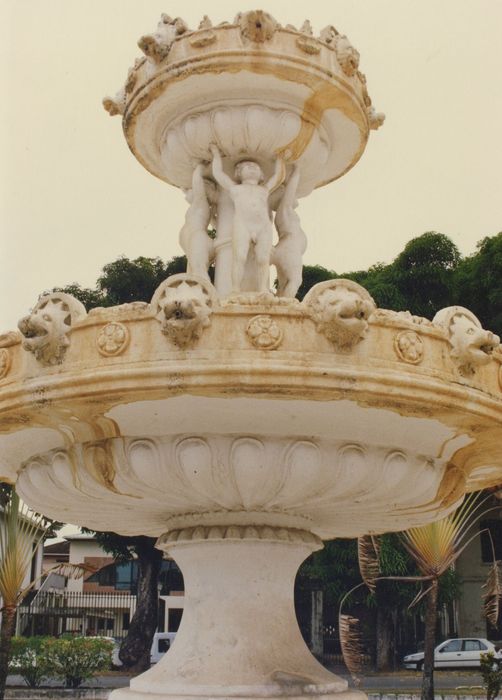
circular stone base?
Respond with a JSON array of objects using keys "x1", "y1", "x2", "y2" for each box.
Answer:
[{"x1": 110, "y1": 688, "x2": 367, "y2": 700}]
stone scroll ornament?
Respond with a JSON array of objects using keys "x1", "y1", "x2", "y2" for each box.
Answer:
[
  {"x1": 151, "y1": 274, "x2": 217, "y2": 349},
  {"x1": 18, "y1": 293, "x2": 87, "y2": 367},
  {"x1": 303, "y1": 279, "x2": 376, "y2": 350},
  {"x1": 433, "y1": 306, "x2": 500, "y2": 377}
]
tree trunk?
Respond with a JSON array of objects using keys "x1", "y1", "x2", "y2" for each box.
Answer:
[
  {"x1": 421, "y1": 578, "x2": 439, "y2": 700},
  {"x1": 376, "y1": 606, "x2": 394, "y2": 671},
  {"x1": 119, "y1": 539, "x2": 163, "y2": 673},
  {"x1": 0, "y1": 605, "x2": 17, "y2": 700}
]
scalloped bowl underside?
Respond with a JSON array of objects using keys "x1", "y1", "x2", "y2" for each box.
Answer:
[{"x1": 9, "y1": 394, "x2": 479, "y2": 539}]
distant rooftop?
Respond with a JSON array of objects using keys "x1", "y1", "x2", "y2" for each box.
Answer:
[{"x1": 43, "y1": 540, "x2": 70, "y2": 555}]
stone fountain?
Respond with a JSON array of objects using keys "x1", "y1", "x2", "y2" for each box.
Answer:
[{"x1": 2, "y1": 10, "x2": 502, "y2": 700}]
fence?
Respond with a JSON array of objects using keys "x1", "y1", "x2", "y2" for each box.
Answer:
[{"x1": 17, "y1": 590, "x2": 137, "y2": 639}]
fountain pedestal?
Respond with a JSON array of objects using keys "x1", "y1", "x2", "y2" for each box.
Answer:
[{"x1": 116, "y1": 527, "x2": 361, "y2": 700}]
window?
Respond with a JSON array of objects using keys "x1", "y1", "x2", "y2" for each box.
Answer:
[
  {"x1": 158, "y1": 639, "x2": 171, "y2": 653},
  {"x1": 86, "y1": 561, "x2": 138, "y2": 591},
  {"x1": 159, "y1": 560, "x2": 184, "y2": 594},
  {"x1": 463, "y1": 640, "x2": 486, "y2": 651},
  {"x1": 439, "y1": 640, "x2": 462, "y2": 653}
]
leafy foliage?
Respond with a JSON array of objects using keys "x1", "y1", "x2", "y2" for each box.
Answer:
[
  {"x1": 42, "y1": 636, "x2": 113, "y2": 688},
  {"x1": 391, "y1": 232, "x2": 460, "y2": 318},
  {"x1": 480, "y1": 651, "x2": 502, "y2": 700},
  {"x1": 296, "y1": 264, "x2": 337, "y2": 301},
  {"x1": 8, "y1": 637, "x2": 51, "y2": 688},
  {"x1": 454, "y1": 233, "x2": 502, "y2": 337},
  {"x1": 55, "y1": 255, "x2": 187, "y2": 310}
]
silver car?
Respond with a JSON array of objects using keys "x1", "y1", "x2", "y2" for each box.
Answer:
[{"x1": 403, "y1": 638, "x2": 498, "y2": 670}]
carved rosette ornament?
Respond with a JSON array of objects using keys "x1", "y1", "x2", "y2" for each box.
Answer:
[
  {"x1": 0, "y1": 348, "x2": 11, "y2": 379},
  {"x1": 151, "y1": 274, "x2": 217, "y2": 349},
  {"x1": 394, "y1": 330, "x2": 424, "y2": 365},
  {"x1": 433, "y1": 306, "x2": 500, "y2": 377},
  {"x1": 96, "y1": 322, "x2": 130, "y2": 357},
  {"x1": 246, "y1": 315, "x2": 283, "y2": 350},
  {"x1": 18, "y1": 293, "x2": 87, "y2": 367},
  {"x1": 303, "y1": 279, "x2": 376, "y2": 349}
]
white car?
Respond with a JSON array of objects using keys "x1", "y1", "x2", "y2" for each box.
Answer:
[
  {"x1": 150, "y1": 632, "x2": 177, "y2": 663},
  {"x1": 112, "y1": 632, "x2": 177, "y2": 666},
  {"x1": 403, "y1": 638, "x2": 498, "y2": 670}
]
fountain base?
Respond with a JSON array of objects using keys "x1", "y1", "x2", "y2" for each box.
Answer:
[{"x1": 110, "y1": 526, "x2": 365, "y2": 700}]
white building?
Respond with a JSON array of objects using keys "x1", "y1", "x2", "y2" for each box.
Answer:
[{"x1": 19, "y1": 532, "x2": 184, "y2": 639}]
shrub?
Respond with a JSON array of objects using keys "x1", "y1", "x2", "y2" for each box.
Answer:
[
  {"x1": 8, "y1": 636, "x2": 51, "y2": 688},
  {"x1": 42, "y1": 636, "x2": 113, "y2": 689},
  {"x1": 480, "y1": 651, "x2": 502, "y2": 700}
]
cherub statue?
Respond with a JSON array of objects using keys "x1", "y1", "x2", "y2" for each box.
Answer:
[
  {"x1": 272, "y1": 164, "x2": 307, "y2": 298},
  {"x1": 179, "y1": 164, "x2": 215, "y2": 283},
  {"x1": 210, "y1": 145, "x2": 285, "y2": 293}
]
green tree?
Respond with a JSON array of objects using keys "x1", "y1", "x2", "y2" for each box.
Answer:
[
  {"x1": 296, "y1": 264, "x2": 337, "y2": 301},
  {"x1": 454, "y1": 233, "x2": 502, "y2": 337},
  {"x1": 55, "y1": 255, "x2": 187, "y2": 310},
  {"x1": 97, "y1": 256, "x2": 184, "y2": 306},
  {"x1": 81, "y1": 531, "x2": 163, "y2": 672},
  {"x1": 391, "y1": 232, "x2": 460, "y2": 318}
]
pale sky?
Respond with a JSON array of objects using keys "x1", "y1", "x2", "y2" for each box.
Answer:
[{"x1": 1, "y1": 0, "x2": 502, "y2": 333}]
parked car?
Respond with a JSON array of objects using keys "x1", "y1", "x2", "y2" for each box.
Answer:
[
  {"x1": 150, "y1": 632, "x2": 177, "y2": 663},
  {"x1": 112, "y1": 632, "x2": 177, "y2": 666},
  {"x1": 403, "y1": 638, "x2": 498, "y2": 670}
]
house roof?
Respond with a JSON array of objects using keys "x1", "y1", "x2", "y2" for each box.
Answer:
[{"x1": 43, "y1": 540, "x2": 70, "y2": 555}]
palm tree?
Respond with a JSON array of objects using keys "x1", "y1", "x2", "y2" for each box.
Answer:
[
  {"x1": 399, "y1": 495, "x2": 501, "y2": 700},
  {"x1": 0, "y1": 490, "x2": 89, "y2": 698},
  {"x1": 340, "y1": 493, "x2": 502, "y2": 700}
]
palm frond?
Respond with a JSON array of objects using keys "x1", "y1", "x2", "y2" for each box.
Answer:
[
  {"x1": 49, "y1": 562, "x2": 95, "y2": 579},
  {"x1": 407, "y1": 581, "x2": 435, "y2": 610},
  {"x1": 338, "y1": 582, "x2": 366, "y2": 685},
  {"x1": 399, "y1": 492, "x2": 490, "y2": 577},
  {"x1": 17, "y1": 562, "x2": 96, "y2": 603},
  {"x1": 0, "y1": 490, "x2": 50, "y2": 608},
  {"x1": 482, "y1": 560, "x2": 502, "y2": 627},
  {"x1": 339, "y1": 614, "x2": 363, "y2": 685},
  {"x1": 357, "y1": 535, "x2": 380, "y2": 592}
]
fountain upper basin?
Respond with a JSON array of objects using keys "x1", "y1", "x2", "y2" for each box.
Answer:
[{"x1": 2, "y1": 292, "x2": 502, "y2": 539}]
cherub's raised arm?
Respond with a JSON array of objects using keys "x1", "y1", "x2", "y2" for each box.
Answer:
[
  {"x1": 191, "y1": 163, "x2": 207, "y2": 200},
  {"x1": 266, "y1": 157, "x2": 286, "y2": 193},
  {"x1": 210, "y1": 145, "x2": 235, "y2": 191},
  {"x1": 281, "y1": 163, "x2": 301, "y2": 209}
]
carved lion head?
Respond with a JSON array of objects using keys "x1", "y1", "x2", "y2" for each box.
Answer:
[
  {"x1": 18, "y1": 294, "x2": 86, "y2": 366},
  {"x1": 303, "y1": 279, "x2": 376, "y2": 349},
  {"x1": 433, "y1": 306, "x2": 500, "y2": 375}
]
